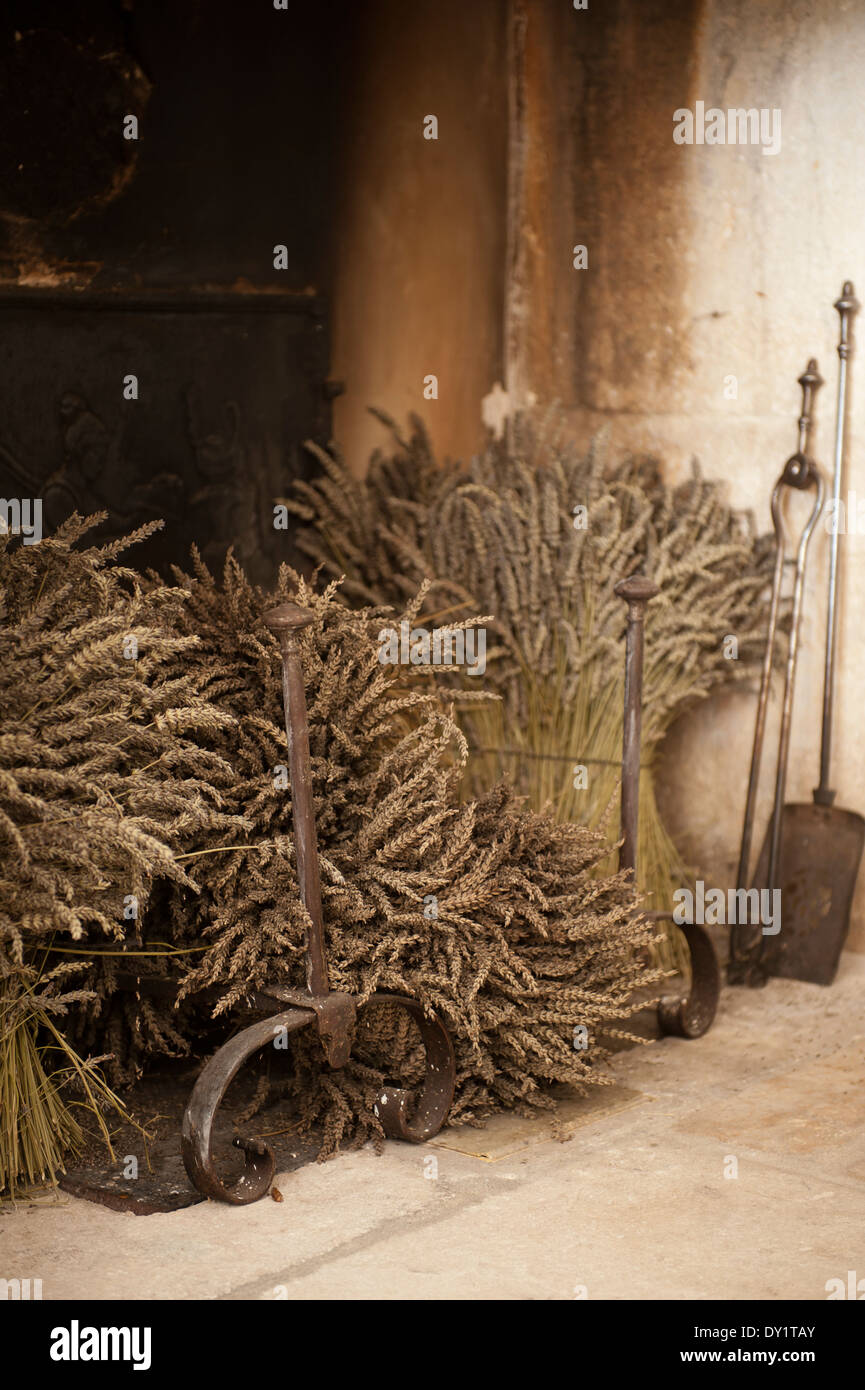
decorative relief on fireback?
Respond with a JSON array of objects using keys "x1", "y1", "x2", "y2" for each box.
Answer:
[
  {"x1": 185, "y1": 387, "x2": 262, "y2": 572},
  {"x1": 42, "y1": 392, "x2": 184, "y2": 538},
  {"x1": 0, "y1": 297, "x2": 328, "y2": 583}
]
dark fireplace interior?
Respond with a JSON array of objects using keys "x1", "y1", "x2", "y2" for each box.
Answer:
[{"x1": 0, "y1": 0, "x2": 355, "y2": 580}]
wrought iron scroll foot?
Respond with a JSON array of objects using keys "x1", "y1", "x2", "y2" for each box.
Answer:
[
  {"x1": 657, "y1": 922, "x2": 721, "y2": 1040},
  {"x1": 181, "y1": 1008, "x2": 313, "y2": 1205},
  {"x1": 181, "y1": 990, "x2": 456, "y2": 1202},
  {"x1": 364, "y1": 993, "x2": 456, "y2": 1142}
]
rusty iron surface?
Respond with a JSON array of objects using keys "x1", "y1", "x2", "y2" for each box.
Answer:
[
  {"x1": 729, "y1": 359, "x2": 827, "y2": 987},
  {"x1": 815, "y1": 284, "x2": 859, "y2": 806},
  {"x1": 181, "y1": 1009, "x2": 314, "y2": 1205},
  {"x1": 365, "y1": 994, "x2": 456, "y2": 1143},
  {"x1": 56, "y1": 1061, "x2": 326, "y2": 1216},
  {"x1": 657, "y1": 922, "x2": 721, "y2": 1040},
  {"x1": 264, "y1": 603, "x2": 330, "y2": 995},
  {"x1": 263, "y1": 987, "x2": 357, "y2": 1069},
  {"x1": 58, "y1": 1173, "x2": 201, "y2": 1217},
  {"x1": 753, "y1": 803, "x2": 865, "y2": 986},
  {"x1": 614, "y1": 575, "x2": 657, "y2": 879}
]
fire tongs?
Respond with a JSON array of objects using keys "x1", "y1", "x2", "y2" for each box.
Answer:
[
  {"x1": 180, "y1": 602, "x2": 456, "y2": 1204},
  {"x1": 728, "y1": 362, "x2": 825, "y2": 985}
]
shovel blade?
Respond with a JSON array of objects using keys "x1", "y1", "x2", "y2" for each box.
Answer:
[{"x1": 754, "y1": 802, "x2": 865, "y2": 985}]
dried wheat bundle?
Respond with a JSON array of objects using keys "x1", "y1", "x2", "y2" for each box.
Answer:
[
  {"x1": 0, "y1": 515, "x2": 240, "y2": 1192},
  {"x1": 110, "y1": 552, "x2": 662, "y2": 1155},
  {"x1": 285, "y1": 413, "x2": 774, "y2": 933},
  {"x1": 3, "y1": 514, "x2": 663, "y2": 1181}
]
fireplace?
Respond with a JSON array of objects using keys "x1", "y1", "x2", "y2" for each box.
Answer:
[{"x1": 0, "y1": 0, "x2": 351, "y2": 579}]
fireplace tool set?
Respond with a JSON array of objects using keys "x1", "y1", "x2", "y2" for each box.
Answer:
[{"x1": 730, "y1": 283, "x2": 864, "y2": 987}]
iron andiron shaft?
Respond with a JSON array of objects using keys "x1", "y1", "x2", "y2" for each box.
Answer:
[
  {"x1": 615, "y1": 576, "x2": 720, "y2": 1038},
  {"x1": 180, "y1": 600, "x2": 456, "y2": 1204}
]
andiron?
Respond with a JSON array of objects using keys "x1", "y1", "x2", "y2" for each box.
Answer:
[
  {"x1": 180, "y1": 601, "x2": 456, "y2": 1204},
  {"x1": 615, "y1": 576, "x2": 720, "y2": 1038}
]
